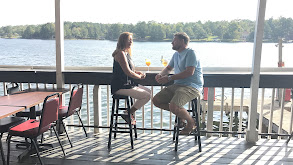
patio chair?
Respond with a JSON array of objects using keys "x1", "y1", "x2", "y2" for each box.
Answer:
[
  {"x1": 6, "y1": 93, "x2": 66, "y2": 165},
  {"x1": 0, "y1": 117, "x2": 25, "y2": 165},
  {"x1": 6, "y1": 82, "x2": 42, "y2": 118},
  {"x1": 173, "y1": 97, "x2": 202, "y2": 152},
  {"x1": 108, "y1": 94, "x2": 137, "y2": 150},
  {"x1": 58, "y1": 84, "x2": 87, "y2": 148}
]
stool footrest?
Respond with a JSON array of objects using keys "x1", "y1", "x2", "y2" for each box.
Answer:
[
  {"x1": 115, "y1": 122, "x2": 129, "y2": 124},
  {"x1": 114, "y1": 126, "x2": 134, "y2": 129},
  {"x1": 112, "y1": 130, "x2": 131, "y2": 133},
  {"x1": 117, "y1": 108, "x2": 128, "y2": 111}
]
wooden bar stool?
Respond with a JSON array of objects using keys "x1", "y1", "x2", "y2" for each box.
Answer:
[
  {"x1": 173, "y1": 97, "x2": 202, "y2": 152},
  {"x1": 108, "y1": 94, "x2": 137, "y2": 150}
]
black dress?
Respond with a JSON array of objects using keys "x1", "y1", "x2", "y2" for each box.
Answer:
[{"x1": 111, "y1": 53, "x2": 138, "y2": 94}]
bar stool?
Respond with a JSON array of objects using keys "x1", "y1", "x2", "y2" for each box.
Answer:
[
  {"x1": 173, "y1": 97, "x2": 202, "y2": 152},
  {"x1": 108, "y1": 94, "x2": 137, "y2": 149}
]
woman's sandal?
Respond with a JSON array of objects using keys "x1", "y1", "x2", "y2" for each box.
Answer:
[
  {"x1": 121, "y1": 110, "x2": 136, "y2": 125},
  {"x1": 179, "y1": 125, "x2": 197, "y2": 135},
  {"x1": 175, "y1": 119, "x2": 187, "y2": 128}
]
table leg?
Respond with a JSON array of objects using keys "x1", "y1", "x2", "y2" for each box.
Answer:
[{"x1": 29, "y1": 106, "x2": 36, "y2": 119}]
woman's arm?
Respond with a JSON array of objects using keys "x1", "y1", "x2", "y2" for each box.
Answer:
[{"x1": 114, "y1": 51, "x2": 144, "y2": 79}]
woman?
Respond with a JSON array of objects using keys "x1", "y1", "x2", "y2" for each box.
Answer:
[{"x1": 111, "y1": 32, "x2": 151, "y2": 124}]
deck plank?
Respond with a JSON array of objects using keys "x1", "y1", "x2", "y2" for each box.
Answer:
[{"x1": 1, "y1": 130, "x2": 293, "y2": 164}]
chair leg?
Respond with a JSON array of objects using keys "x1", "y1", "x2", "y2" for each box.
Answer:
[
  {"x1": 52, "y1": 126, "x2": 66, "y2": 156},
  {"x1": 193, "y1": 99, "x2": 202, "y2": 152},
  {"x1": 31, "y1": 138, "x2": 44, "y2": 165},
  {"x1": 76, "y1": 112, "x2": 88, "y2": 137},
  {"x1": 0, "y1": 134, "x2": 6, "y2": 165},
  {"x1": 129, "y1": 98, "x2": 137, "y2": 139},
  {"x1": 173, "y1": 117, "x2": 178, "y2": 141},
  {"x1": 61, "y1": 121, "x2": 73, "y2": 147},
  {"x1": 114, "y1": 99, "x2": 120, "y2": 139},
  {"x1": 287, "y1": 132, "x2": 293, "y2": 144},
  {"x1": 126, "y1": 99, "x2": 134, "y2": 149},
  {"x1": 7, "y1": 135, "x2": 12, "y2": 165},
  {"x1": 175, "y1": 117, "x2": 180, "y2": 151},
  {"x1": 25, "y1": 138, "x2": 30, "y2": 148},
  {"x1": 108, "y1": 98, "x2": 115, "y2": 149}
]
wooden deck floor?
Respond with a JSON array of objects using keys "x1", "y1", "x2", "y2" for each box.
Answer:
[{"x1": 2, "y1": 130, "x2": 293, "y2": 165}]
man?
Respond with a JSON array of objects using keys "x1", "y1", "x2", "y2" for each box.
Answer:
[{"x1": 153, "y1": 32, "x2": 203, "y2": 135}]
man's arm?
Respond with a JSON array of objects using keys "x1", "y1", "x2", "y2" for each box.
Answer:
[
  {"x1": 157, "y1": 66, "x2": 195, "y2": 84},
  {"x1": 155, "y1": 65, "x2": 172, "y2": 83},
  {"x1": 170, "y1": 66, "x2": 195, "y2": 80}
]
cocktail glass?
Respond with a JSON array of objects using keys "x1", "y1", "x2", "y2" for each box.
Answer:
[{"x1": 145, "y1": 59, "x2": 151, "y2": 72}]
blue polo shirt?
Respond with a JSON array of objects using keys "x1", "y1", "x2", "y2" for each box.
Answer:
[{"x1": 169, "y1": 48, "x2": 203, "y2": 92}]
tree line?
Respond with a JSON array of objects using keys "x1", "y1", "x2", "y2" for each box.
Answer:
[{"x1": 0, "y1": 17, "x2": 293, "y2": 42}]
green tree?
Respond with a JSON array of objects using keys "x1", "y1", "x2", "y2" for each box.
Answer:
[
  {"x1": 64, "y1": 22, "x2": 73, "y2": 39},
  {"x1": 135, "y1": 21, "x2": 148, "y2": 39},
  {"x1": 149, "y1": 22, "x2": 165, "y2": 40},
  {"x1": 193, "y1": 24, "x2": 207, "y2": 39},
  {"x1": 39, "y1": 23, "x2": 55, "y2": 39},
  {"x1": 223, "y1": 22, "x2": 241, "y2": 40},
  {"x1": 3, "y1": 26, "x2": 13, "y2": 38},
  {"x1": 22, "y1": 25, "x2": 35, "y2": 39},
  {"x1": 106, "y1": 24, "x2": 122, "y2": 40}
]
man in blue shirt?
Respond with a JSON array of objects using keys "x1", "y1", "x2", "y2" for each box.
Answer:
[{"x1": 153, "y1": 32, "x2": 203, "y2": 135}]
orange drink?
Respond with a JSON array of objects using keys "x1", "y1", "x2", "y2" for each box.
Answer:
[
  {"x1": 145, "y1": 60, "x2": 151, "y2": 66},
  {"x1": 145, "y1": 59, "x2": 151, "y2": 72},
  {"x1": 162, "y1": 59, "x2": 168, "y2": 66}
]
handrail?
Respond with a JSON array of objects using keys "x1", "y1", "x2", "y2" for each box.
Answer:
[{"x1": 2, "y1": 65, "x2": 293, "y2": 73}]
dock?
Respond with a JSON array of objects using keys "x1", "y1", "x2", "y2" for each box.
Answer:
[{"x1": 201, "y1": 98, "x2": 292, "y2": 135}]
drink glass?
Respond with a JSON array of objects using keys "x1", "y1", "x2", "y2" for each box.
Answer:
[
  {"x1": 162, "y1": 59, "x2": 168, "y2": 67},
  {"x1": 145, "y1": 59, "x2": 151, "y2": 72}
]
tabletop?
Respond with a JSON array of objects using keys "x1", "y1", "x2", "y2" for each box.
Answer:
[
  {"x1": 0, "y1": 88, "x2": 70, "y2": 119},
  {"x1": 0, "y1": 105, "x2": 25, "y2": 119},
  {"x1": 0, "y1": 88, "x2": 69, "y2": 108}
]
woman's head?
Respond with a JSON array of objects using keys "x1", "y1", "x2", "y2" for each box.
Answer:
[{"x1": 112, "y1": 32, "x2": 133, "y2": 57}]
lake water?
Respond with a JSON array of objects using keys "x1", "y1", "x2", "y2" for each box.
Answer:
[
  {"x1": 1, "y1": 38, "x2": 292, "y2": 132},
  {"x1": 1, "y1": 38, "x2": 293, "y2": 68}
]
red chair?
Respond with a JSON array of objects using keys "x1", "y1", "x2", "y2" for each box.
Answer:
[
  {"x1": 58, "y1": 84, "x2": 87, "y2": 147},
  {"x1": 6, "y1": 93, "x2": 65, "y2": 165},
  {"x1": 0, "y1": 117, "x2": 25, "y2": 165}
]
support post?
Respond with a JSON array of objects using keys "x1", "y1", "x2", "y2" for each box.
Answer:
[
  {"x1": 55, "y1": 0, "x2": 64, "y2": 89},
  {"x1": 93, "y1": 85, "x2": 103, "y2": 133},
  {"x1": 246, "y1": 0, "x2": 267, "y2": 143}
]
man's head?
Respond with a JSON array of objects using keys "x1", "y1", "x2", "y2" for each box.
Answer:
[{"x1": 172, "y1": 32, "x2": 190, "y2": 51}]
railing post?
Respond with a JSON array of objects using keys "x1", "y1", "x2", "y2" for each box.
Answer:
[
  {"x1": 207, "y1": 87, "x2": 214, "y2": 137},
  {"x1": 93, "y1": 85, "x2": 103, "y2": 133},
  {"x1": 246, "y1": 0, "x2": 267, "y2": 143}
]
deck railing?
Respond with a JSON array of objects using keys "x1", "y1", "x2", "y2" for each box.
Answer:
[{"x1": 1, "y1": 66, "x2": 293, "y2": 140}]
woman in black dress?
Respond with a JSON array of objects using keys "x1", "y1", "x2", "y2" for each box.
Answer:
[{"x1": 111, "y1": 32, "x2": 151, "y2": 124}]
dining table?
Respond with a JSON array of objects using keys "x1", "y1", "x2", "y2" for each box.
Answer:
[
  {"x1": 0, "y1": 87, "x2": 70, "y2": 162},
  {"x1": 0, "y1": 106, "x2": 25, "y2": 120},
  {"x1": 0, "y1": 88, "x2": 69, "y2": 119}
]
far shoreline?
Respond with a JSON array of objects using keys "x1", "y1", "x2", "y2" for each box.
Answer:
[{"x1": 1, "y1": 37, "x2": 290, "y2": 43}]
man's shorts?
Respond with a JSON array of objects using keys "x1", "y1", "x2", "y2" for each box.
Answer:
[{"x1": 155, "y1": 84, "x2": 200, "y2": 107}]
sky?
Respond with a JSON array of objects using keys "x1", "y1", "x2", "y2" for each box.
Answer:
[{"x1": 1, "y1": 0, "x2": 293, "y2": 27}]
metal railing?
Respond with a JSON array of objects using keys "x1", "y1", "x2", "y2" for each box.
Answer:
[{"x1": 1, "y1": 65, "x2": 293, "y2": 140}]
